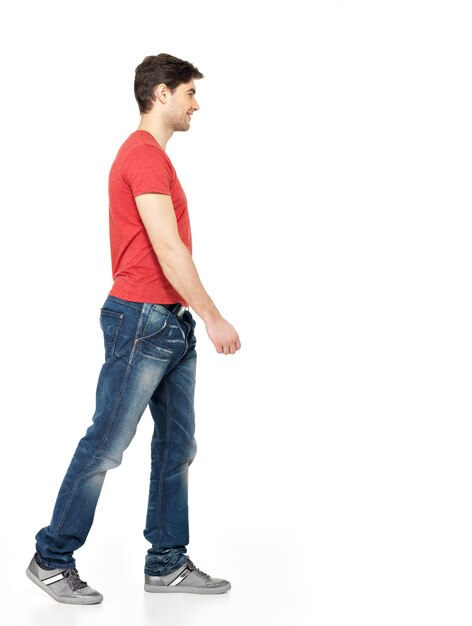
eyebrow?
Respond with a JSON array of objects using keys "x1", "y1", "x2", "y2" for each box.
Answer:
[{"x1": 187, "y1": 88, "x2": 196, "y2": 95}]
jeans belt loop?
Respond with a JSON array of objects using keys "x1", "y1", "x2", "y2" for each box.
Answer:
[{"x1": 160, "y1": 303, "x2": 186, "y2": 317}]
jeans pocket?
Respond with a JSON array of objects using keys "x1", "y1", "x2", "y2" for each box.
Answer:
[
  {"x1": 141, "y1": 307, "x2": 170, "y2": 341},
  {"x1": 140, "y1": 308, "x2": 182, "y2": 360},
  {"x1": 100, "y1": 308, "x2": 124, "y2": 361}
]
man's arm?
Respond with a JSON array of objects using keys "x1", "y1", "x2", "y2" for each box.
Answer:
[{"x1": 135, "y1": 192, "x2": 241, "y2": 355}]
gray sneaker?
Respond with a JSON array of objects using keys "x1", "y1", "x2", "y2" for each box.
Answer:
[
  {"x1": 26, "y1": 554, "x2": 103, "y2": 605},
  {"x1": 144, "y1": 559, "x2": 231, "y2": 594}
]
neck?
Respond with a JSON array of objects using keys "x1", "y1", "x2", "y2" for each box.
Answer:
[{"x1": 137, "y1": 114, "x2": 173, "y2": 151}]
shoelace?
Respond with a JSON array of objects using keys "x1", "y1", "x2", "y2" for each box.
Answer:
[
  {"x1": 63, "y1": 568, "x2": 88, "y2": 591},
  {"x1": 187, "y1": 560, "x2": 211, "y2": 582}
]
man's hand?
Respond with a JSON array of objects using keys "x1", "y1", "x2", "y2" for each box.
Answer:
[{"x1": 205, "y1": 316, "x2": 241, "y2": 355}]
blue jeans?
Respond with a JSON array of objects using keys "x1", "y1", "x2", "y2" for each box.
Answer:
[{"x1": 35, "y1": 296, "x2": 197, "y2": 576}]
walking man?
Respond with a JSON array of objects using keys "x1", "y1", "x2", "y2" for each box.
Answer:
[{"x1": 26, "y1": 53, "x2": 240, "y2": 604}]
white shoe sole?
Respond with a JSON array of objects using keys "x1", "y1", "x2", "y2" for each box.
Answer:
[{"x1": 144, "y1": 581, "x2": 231, "y2": 594}]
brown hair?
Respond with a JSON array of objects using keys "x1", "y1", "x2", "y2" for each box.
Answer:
[{"x1": 134, "y1": 53, "x2": 204, "y2": 113}]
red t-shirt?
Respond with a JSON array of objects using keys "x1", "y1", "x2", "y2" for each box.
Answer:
[{"x1": 108, "y1": 130, "x2": 192, "y2": 304}]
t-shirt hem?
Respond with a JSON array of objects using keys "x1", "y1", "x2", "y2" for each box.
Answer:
[
  {"x1": 133, "y1": 188, "x2": 171, "y2": 198},
  {"x1": 109, "y1": 287, "x2": 187, "y2": 307}
]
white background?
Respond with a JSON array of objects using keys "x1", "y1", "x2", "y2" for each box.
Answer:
[{"x1": 1, "y1": 1, "x2": 471, "y2": 624}]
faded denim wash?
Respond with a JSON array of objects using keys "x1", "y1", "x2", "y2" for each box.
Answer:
[{"x1": 35, "y1": 295, "x2": 197, "y2": 576}]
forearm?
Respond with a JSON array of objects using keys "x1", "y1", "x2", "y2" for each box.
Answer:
[
  {"x1": 157, "y1": 242, "x2": 221, "y2": 323},
  {"x1": 135, "y1": 192, "x2": 240, "y2": 353}
]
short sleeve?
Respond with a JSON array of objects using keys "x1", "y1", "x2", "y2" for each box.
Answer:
[{"x1": 122, "y1": 144, "x2": 174, "y2": 198}]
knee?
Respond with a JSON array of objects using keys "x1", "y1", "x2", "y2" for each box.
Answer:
[
  {"x1": 87, "y1": 445, "x2": 124, "y2": 474},
  {"x1": 188, "y1": 438, "x2": 197, "y2": 466},
  {"x1": 98, "y1": 453, "x2": 123, "y2": 472}
]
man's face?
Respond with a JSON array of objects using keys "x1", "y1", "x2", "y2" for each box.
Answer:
[{"x1": 166, "y1": 80, "x2": 199, "y2": 132}]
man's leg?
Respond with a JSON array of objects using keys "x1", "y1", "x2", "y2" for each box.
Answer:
[
  {"x1": 34, "y1": 298, "x2": 152, "y2": 569},
  {"x1": 143, "y1": 312, "x2": 231, "y2": 594},
  {"x1": 144, "y1": 328, "x2": 197, "y2": 576}
]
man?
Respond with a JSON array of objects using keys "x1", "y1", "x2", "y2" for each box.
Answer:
[{"x1": 26, "y1": 53, "x2": 240, "y2": 605}]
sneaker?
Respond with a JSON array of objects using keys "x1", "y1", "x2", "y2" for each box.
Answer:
[
  {"x1": 26, "y1": 554, "x2": 103, "y2": 605},
  {"x1": 144, "y1": 559, "x2": 231, "y2": 594}
]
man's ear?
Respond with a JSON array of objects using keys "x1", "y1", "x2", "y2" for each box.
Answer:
[{"x1": 154, "y1": 83, "x2": 169, "y2": 105}]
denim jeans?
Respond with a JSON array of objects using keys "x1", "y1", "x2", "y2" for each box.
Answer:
[{"x1": 35, "y1": 296, "x2": 197, "y2": 576}]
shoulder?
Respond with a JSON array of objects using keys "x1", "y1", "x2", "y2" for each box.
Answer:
[
  {"x1": 118, "y1": 132, "x2": 167, "y2": 163},
  {"x1": 122, "y1": 143, "x2": 173, "y2": 181}
]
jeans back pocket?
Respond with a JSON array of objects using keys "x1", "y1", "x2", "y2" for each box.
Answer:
[{"x1": 100, "y1": 308, "x2": 124, "y2": 361}]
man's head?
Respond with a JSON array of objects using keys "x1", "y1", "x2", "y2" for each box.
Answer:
[{"x1": 134, "y1": 53, "x2": 204, "y2": 115}]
